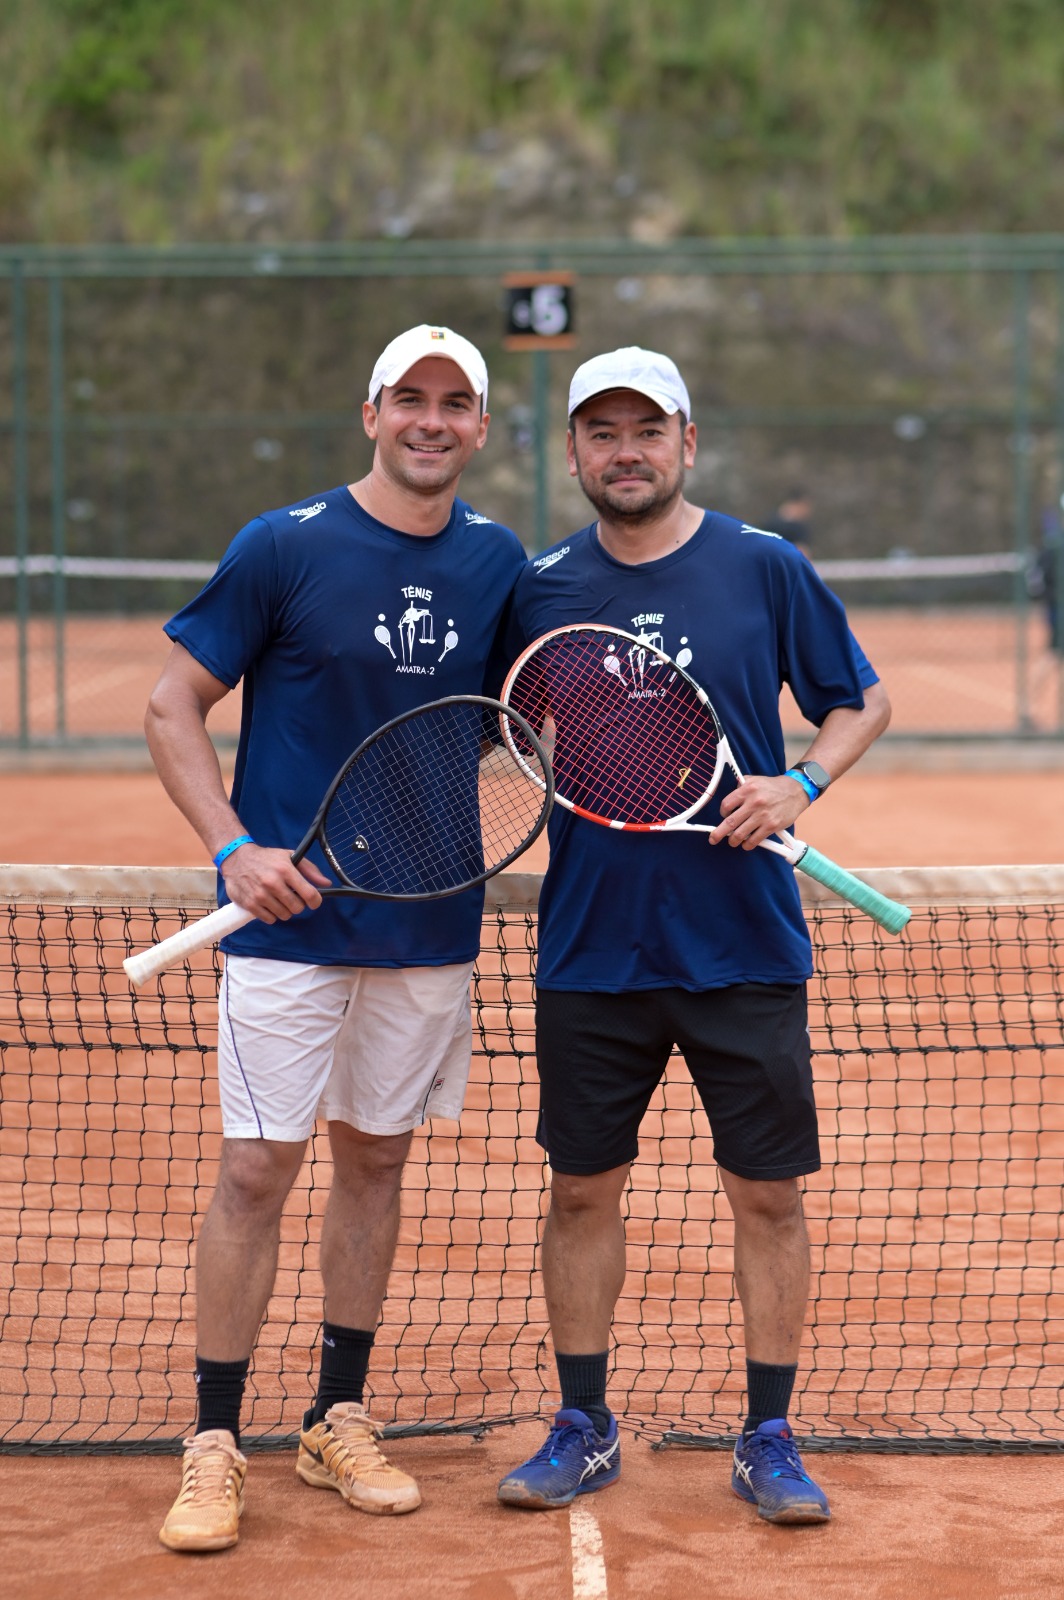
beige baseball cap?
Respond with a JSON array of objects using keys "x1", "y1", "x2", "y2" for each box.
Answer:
[
  {"x1": 368, "y1": 324, "x2": 489, "y2": 405},
  {"x1": 568, "y1": 346, "x2": 691, "y2": 419}
]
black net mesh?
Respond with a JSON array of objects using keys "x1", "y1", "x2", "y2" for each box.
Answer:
[{"x1": 1, "y1": 865, "x2": 1063, "y2": 1454}]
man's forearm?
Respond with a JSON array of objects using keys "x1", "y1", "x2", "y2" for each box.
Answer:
[
  {"x1": 798, "y1": 683, "x2": 891, "y2": 784},
  {"x1": 145, "y1": 694, "x2": 245, "y2": 861},
  {"x1": 145, "y1": 646, "x2": 328, "y2": 921}
]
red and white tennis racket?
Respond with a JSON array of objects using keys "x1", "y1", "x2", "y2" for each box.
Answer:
[{"x1": 502, "y1": 623, "x2": 910, "y2": 934}]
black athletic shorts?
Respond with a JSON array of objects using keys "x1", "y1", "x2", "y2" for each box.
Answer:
[{"x1": 535, "y1": 984, "x2": 820, "y2": 1181}]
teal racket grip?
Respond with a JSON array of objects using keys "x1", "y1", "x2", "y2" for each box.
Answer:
[{"x1": 796, "y1": 845, "x2": 912, "y2": 935}]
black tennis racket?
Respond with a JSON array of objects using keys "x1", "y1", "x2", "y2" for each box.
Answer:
[
  {"x1": 501, "y1": 624, "x2": 910, "y2": 935},
  {"x1": 123, "y1": 695, "x2": 553, "y2": 985}
]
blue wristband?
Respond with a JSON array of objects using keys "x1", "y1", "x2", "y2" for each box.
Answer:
[
  {"x1": 784, "y1": 768, "x2": 819, "y2": 804},
  {"x1": 213, "y1": 834, "x2": 255, "y2": 869}
]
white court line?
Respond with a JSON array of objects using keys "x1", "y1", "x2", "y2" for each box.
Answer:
[{"x1": 570, "y1": 1502, "x2": 608, "y2": 1599}]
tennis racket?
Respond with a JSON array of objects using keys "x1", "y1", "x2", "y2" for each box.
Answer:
[
  {"x1": 501, "y1": 624, "x2": 910, "y2": 935},
  {"x1": 123, "y1": 695, "x2": 553, "y2": 986}
]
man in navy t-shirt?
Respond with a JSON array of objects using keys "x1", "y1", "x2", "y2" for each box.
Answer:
[
  {"x1": 148, "y1": 325, "x2": 526, "y2": 1552},
  {"x1": 496, "y1": 348, "x2": 891, "y2": 1525}
]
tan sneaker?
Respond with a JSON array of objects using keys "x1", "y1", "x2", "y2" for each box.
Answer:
[
  {"x1": 159, "y1": 1429, "x2": 247, "y2": 1552},
  {"x1": 297, "y1": 1402, "x2": 421, "y2": 1515}
]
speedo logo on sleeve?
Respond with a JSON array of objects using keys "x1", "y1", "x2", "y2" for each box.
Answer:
[
  {"x1": 741, "y1": 522, "x2": 782, "y2": 540},
  {"x1": 290, "y1": 502, "x2": 327, "y2": 522},
  {"x1": 533, "y1": 545, "x2": 570, "y2": 572}
]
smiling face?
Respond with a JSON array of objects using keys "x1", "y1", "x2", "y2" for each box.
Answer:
[
  {"x1": 568, "y1": 389, "x2": 697, "y2": 525},
  {"x1": 363, "y1": 356, "x2": 489, "y2": 496}
]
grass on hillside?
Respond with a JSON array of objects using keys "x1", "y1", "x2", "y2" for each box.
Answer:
[{"x1": 2, "y1": 0, "x2": 1064, "y2": 241}]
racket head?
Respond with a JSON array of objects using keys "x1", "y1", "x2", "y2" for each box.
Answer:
[
  {"x1": 502, "y1": 624, "x2": 725, "y2": 829},
  {"x1": 300, "y1": 695, "x2": 552, "y2": 900}
]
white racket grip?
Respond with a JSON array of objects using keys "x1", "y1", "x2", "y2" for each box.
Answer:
[{"x1": 122, "y1": 900, "x2": 254, "y2": 986}]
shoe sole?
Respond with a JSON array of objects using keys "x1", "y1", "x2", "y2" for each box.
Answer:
[
  {"x1": 159, "y1": 1490, "x2": 244, "y2": 1552},
  {"x1": 498, "y1": 1470, "x2": 620, "y2": 1510},
  {"x1": 159, "y1": 1528, "x2": 241, "y2": 1552},
  {"x1": 731, "y1": 1482, "x2": 831, "y2": 1524},
  {"x1": 296, "y1": 1453, "x2": 421, "y2": 1515}
]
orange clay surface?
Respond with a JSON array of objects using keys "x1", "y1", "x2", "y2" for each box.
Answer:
[
  {"x1": 2, "y1": 762, "x2": 1060, "y2": 869},
  {"x1": 3, "y1": 606, "x2": 1063, "y2": 743},
  {"x1": 4, "y1": 754, "x2": 1064, "y2": 1600},
  {"x1": 3, "y1": 1429, "x2": 1064, "y2": 1600}
]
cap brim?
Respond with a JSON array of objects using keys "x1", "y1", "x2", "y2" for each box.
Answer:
[
  {"x1": 569, "y1": 382, "x2": 682, "y2": 417},
  {"x1": 378, "y1": 353, "x2": 485, "y2": 396}
]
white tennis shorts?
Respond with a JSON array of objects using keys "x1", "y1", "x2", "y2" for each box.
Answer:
[{"x1": 216, "y1": 955, "x2": 476, "y2": 1142}]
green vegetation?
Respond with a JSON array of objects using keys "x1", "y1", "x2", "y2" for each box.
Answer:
[{"x1": 3, "y1": 0, "x2": 1064, "y2": 241}]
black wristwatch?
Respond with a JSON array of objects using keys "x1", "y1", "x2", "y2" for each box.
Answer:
[{"x1": 791, "y1": 759, "x2": 832, "y2": 796}]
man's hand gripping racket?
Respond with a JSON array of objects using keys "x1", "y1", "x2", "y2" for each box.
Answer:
[
  {"x1": 502, "y1": 625, "x2": 910, "y2": 935},
  {"x1": 123, "y1": 696, "x2": 553, "y2": 985}
]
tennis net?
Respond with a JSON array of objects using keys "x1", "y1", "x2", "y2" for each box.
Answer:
[{"x1": 2, "y1": 863, "x2": 1063, "y2": 1454}]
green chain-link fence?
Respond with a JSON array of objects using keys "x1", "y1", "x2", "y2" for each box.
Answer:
[{"x1": 3, "y1": 236, "x2": 1064, "y2": 746}]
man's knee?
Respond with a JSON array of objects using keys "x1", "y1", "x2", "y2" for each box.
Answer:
[
  {"x1": 721, "y1": 1171, "x2": 805, "y2": 1229},
  {"x1": 329, "y1": 1121, "x2": 413, "y2": 1187},
  {"x1": 214, "y1": 1137, "x2": 306, "y2": 1216},
  {"x1": 548, "y1": 1165, "x2": 630, "y2": 1224}
]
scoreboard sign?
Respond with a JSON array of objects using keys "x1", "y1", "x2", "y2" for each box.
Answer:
[{"x1": 503, "y1": 272, "x2": 576, "y2": 350}]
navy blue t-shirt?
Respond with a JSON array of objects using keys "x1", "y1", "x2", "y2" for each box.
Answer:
[
  {"x1": 510, "y1": 513, "x2": 878, "y2": 992},
  {"x1": 165, "y1": 486, "x2": 526, "y2": 966}
]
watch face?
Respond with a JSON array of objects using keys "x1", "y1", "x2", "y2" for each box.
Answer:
[{"x1": 799, "y1": 760, "x2": 831, "y2": 791}]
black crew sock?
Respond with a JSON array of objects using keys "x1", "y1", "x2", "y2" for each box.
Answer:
[
  {"x1": 307, "y1": 1322, "x2": 376, "y2": 1427},
  {"x1": 743, "y1": 1359, "x2": 798, "y2": 1437},
  {"x1": 556, "y1": 1350, "x2": 611, "y2": 1436},
  {"x1": 194, "y1": 1354, "x2": 250, "y2": 1446}
]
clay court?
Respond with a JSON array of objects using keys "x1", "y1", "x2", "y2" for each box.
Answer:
[
  {"x1": 3, "y1": 629, "x2": 1064, "y2": 1599},
  {"x1": 3, "y1": 604, "x2": 1063, "y2": 745}
]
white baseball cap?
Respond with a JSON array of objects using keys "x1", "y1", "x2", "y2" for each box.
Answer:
[
  {"x1": 568, "y1": 346, "x2": 691, "y2": 419},
  {"x1": 368, "y1": 324, "x2": 489, "y2": 405}
]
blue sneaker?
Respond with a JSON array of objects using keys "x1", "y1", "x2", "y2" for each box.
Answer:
[
  {"x1": 731, "y1": 1419, "x2": 831, "y2": 1524},
  {"x1": 498, "y1": 1408, "x2": 621, "y2": 1509}
]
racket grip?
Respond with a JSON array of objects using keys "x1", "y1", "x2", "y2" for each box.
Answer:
[
  {"x1": 795, "y1": 846, "x2": 912, "y2": 935},
  {"x1": 123, "y1": 900, "x2": 254, "y2": 986}
]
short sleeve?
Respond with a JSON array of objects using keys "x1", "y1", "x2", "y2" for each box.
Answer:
[
  {"x1": 781, "y1": 561, "x2": 871, "y2": 725},
  {"x1": 848, "y1": 626, "x2": 879, "y2": 691},
  {"x1": 164, "y1": 518, "x2": 278, "y2": 688}
]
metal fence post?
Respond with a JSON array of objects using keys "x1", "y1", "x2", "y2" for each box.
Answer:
[
  {"x1": 11, "y1": 260, "x2": 30, "y2": 748},
  {"x1": 532, "y1": 348, "x2": 550, "y2": 551},
  {"x1": 48, "y1": 273, "x2": 67, "y2": 740},
  {"x1": 1011, "y1": 268, "x2": 1033, "y2": 732},
  {"x1": 1056, "y1": 257, "x2": 1064, "y2": 731}
]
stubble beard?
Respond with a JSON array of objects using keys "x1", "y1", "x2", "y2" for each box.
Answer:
[
  {"x1": 391, "y1": 451, "x2": 460, "y2": 495},
  {"x1": 576, "y1": 458, "x2": 687, "y2": 527},
  {"x1": 381, "y1": 431, "x2": 474, "y2": 497}
]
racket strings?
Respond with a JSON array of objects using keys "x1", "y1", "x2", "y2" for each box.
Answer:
[
  {"x1": 323, "y1": 702, "x2": 548, "y2": 896},
  {"x1": 507, "y1": 633, "x2": 719, "y2": 825}
]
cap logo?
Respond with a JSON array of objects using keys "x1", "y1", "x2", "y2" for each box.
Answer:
[{"x1": 430, "y1": 329, "x2": 446, "y2": 341}]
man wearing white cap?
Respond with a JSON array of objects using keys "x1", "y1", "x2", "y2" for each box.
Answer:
[
  {"x1": 497, "y1": 347, "x2": 890, "y2": 1524},
  {"x1": 145, "y1": 325, "x2": 525, "y2": 1550}
]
